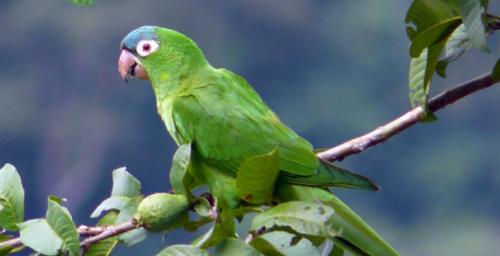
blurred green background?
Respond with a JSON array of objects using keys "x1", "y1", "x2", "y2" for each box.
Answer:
[{"x1": 1, "y1": 1, "x2": 500, "y2": 255}]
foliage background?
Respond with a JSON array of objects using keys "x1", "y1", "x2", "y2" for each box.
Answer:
[{"x1": 0, "y1": 1, "x2": 499, "y2": 255}]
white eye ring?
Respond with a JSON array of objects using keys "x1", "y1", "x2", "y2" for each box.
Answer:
[{"x1": 136, "y1": 40, "x2": 159, "y2": 57}]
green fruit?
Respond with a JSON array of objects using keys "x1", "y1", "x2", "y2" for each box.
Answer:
[{"x1": 136, "y1": 193, "x2": 189, "y2": 232}]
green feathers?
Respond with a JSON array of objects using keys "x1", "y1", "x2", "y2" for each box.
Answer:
[{"x1": 121, "y1": 26, "x2": 379, "y2": 199}]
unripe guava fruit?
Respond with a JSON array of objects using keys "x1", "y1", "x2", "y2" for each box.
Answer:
[{"x1": 136, "y1": 193, "x2": 189, "y2": 232}]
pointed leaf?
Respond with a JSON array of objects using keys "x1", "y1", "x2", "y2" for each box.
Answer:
[
  {"x1": 46, "y1": 198, "x2": 79, "y2": 256},
  {"x1": 405, "y1": 0, "x2": 461, "y2": 56},
  {"x1": 458, "y1": 0, "x2": 488, "y2": 51},
  {"x1": 156, "y1": 245, "x2": 209, "y2": 256},
  {"x1": 408, "y1": 41, "x2": 445, "y2": 121},
  {"x1": 250, "y1": 231, "x2": 320, "y2": 256},
  {"x1": 216, "y1": 238, "x2": 264, "y2": 256},
  {"x1": 193, "y1": 198, "x2": 211, "y2": 218},
  {"x1": 435, "y1": 61, "x2": 448, "y2": 78},
  {"x1": 91, "y1": 196, "x2": 130, "y2": 218},
  {"x1": 115, "y1": 197, "x2": 146, "y2": 246},
  {"x1": 85, "y1": 211, "x2": 119, "y2": 256},
  {"x1": 111, "y1": 167, "x2": 141, "y2": 198},
  {"x1": 0, "y1": 164, "x2": 24, "y2": 231},
  {"x1": 251, "y1": 201, "x2": 336, "y2": 238},
  {"x1": 19, "y1": 219, "x2": 63, "y2": 255},
  {"x1": 170, "y1": 144, "x2": 195, "y2": 198},
  {"x1": 443, "y1": 24, "x2": 472, "y2": 61},
  {"x1": 237, "y1": 149, "x2": 280, "y2": 204},
  {"x1": 119, "y1": 228, "x2": 147, "y2": 247},
  {"x1": 409, "y1": 18, "x2": 462, "y2": 57},
  {"x1": 436, "y1": 24, "x2": 474, "y2": 77},
  {"x1": 330, "y1": 244, "x2": 345, "y2": 256},
  {"x1": 492, "y1": 58, "x2": 500, "y2": 82}
]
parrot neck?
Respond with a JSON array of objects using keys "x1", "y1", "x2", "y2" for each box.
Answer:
[
  {"x1": 148, "y1": 62, "x2": 213, "y2": 100},
  {"x1": 146, "y1": 47, "x2": 211, "y2": 100}
]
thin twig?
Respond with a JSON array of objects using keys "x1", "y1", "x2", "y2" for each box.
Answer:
[
  {"x1": 80, "y1": 219, "x2": 139, "y2": 250},
  {"x1": 317, "y1": 73, "x2": 497, "y2": 162},
  {"x1": 0, "y1": 237, "x2": 21, "y2": 249},
  {"x1": 77, "y1": 225, "x2": 106, "y2": 236}
]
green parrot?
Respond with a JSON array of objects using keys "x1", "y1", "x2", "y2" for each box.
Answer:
[
  {"x1": 118, "y1": 26, "x2": 398, "y2": 256},
  {"x1": 118, "y1": 25, "x2": 377, "y2": 198}
]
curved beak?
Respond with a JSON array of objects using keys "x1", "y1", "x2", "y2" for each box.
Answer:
[{"x1": 118, "y1": 49, "x2": 148, "y2": 82}]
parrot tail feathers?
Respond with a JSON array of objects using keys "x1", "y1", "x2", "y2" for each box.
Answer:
[{"x1": 283, "y1": 159, "x2": 379, "y2": 191}]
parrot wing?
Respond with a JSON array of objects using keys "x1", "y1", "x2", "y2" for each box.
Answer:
[
  {"x1": 170, "y1": 68, "x2": 378, "y2": 191},
  {"x1": 170, "y1": 68, "x2": 319, "y2": 177}
]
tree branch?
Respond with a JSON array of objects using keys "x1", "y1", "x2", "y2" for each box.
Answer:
[
  {"x1": 317, "y1": 72, "x2": 497, "y2": 162},
  {"x1": 80, "y1": 219, "x2": 139, "y2": 251},
  {"x1": 0, "y1": 237, "x2": 21, "y2": 249}
]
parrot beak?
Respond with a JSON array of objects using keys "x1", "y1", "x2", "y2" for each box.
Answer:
[{"x1": 118, "y1": 49, "x2": 148, "y2": 82}]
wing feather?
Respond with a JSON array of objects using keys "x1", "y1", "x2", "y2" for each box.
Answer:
[{"x1": 171, "y1": 69, "x2": 318, "y2": 176}]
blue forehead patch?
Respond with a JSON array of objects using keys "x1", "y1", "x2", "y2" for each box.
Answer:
[{"x1": 121, "y1": 26, "x2": 158, "y2": 51}]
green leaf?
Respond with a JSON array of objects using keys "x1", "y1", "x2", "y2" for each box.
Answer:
[
  {"x1": 236, "y1": 149, "x2": 280, "y2": 204},
  {"x1": 91, "y1": 167, "x2": 142, "y2": 219},
  {"x1": 118, "y1": 228, "x2": 147, "y2": 247},
  {"x1": 458, "y1": 0, "x2": 489, "y2": 51},
  {"x1": 156, "y1": 245, "x2": 209, "y2": 256},
  {"x1": 0, "y1": 163, "x2": 24, "y2": 231},
  {"x1": 19, "y1": 198, "x2": 80, "y2": 256},
  {"x1": 91, "y1": 197, "x2": 130, "y2": 218},
  {"x1": 405, "y1": 0, "x2": 461, "y2": 57},
  {"x1": 250, "y1": 231, "x2": 320, "y2": 256},
  {"x1": 170, "y1": 144, "x2": 195, "y2": 198},
  {"x1": 409, "y1": 18, "x2": 462, "y2": 57},
  {"x1": 193, "y1": 197, "x2": 211, "y2": 218},
  {"x1": 251, "y1": 201, "x2": 337, "y2": 238},
  {"x1": 275, "y1": 185, "x2": 400, "y2": 256},
  {"x1": 68, "y1": 0, "x2": 95, "y2": 5},
  {"x1": 46, "y1": 198, "x2": 79, "y2": 256},
  {"x1": 19, "y1": 219, "x2": 63, "y2": 255},
  {"x1": 115, "y1": 197, "x2": 146, "y2": 246},
  {"x1": 492, "y1": 58, "x2": 500, "y2": 82},
  {"x1": 215, "y1": 238, "x2": 264, "y2": 256},
  {"x1": 444, "y1": 24, "x2": 472, "y2": 60},
  {"x1": 90, "y1": 196, "x2": 145, "y2": 246},
  {"x1": 85, "y1": 211, "x2": 119, "y2": 256},
  {"x1": 233, "y1": 206, "x2": 263, "y2": 217},
  {"x1": 330, "y1": 244, "x2": 345, "y2": 256},
  {"x1": 408, "y1": 42, "x2": 444, "y2": 121},
  {"x1": 111, "y1": 167, "x2": 141, "y2": 198},
  {"x1": 90, "y1": 168, "x2": 145, "y2": 246},
  {"x1": 435, "y1": 61, "x2": 448, "y2": 78},
  {"x1": 409, "y1": 48, "x2": 429, "y2": 108},
  {"x1": 405, "y1": 0, "x2": 465, "y2": 120},
  {"x1": 192, "y1": 198, "x2": 236, "y2": 248},
  {"x1": 182, "y1": 217, "x2": 213, "y2": 232}
]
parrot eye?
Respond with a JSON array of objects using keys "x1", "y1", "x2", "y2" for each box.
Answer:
[{"x1": 136, "y1": 40, "x2": 159, "y2": 57}]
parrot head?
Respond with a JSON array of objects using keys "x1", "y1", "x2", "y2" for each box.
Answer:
[{"x1": 118, "y1": 25, "x2": 207, "y2": 83}]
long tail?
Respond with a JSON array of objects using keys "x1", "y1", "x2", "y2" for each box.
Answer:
[{"x1": 282, "y1": 159, "x2": 379, "y2": 191}]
